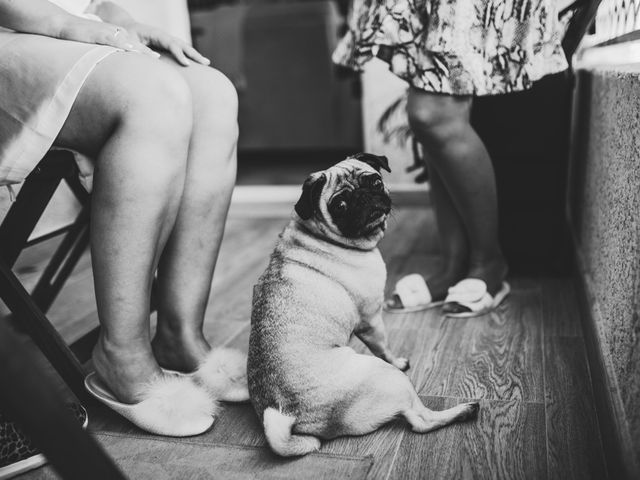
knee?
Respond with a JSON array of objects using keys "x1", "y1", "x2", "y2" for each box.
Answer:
[
  {"x1": 197, "y1": 69, "x2": 239, "y2": 141},
  {"x1": 192, "y1": 68, "x2": 239, "y2": 178},
  {"x1": 407, "y1": 102, "x2": 468, "y2": 153},
  {"x1": 103, "y1": 65, "x2": 194, "y2": 192},
  {"x1": 406, "y1": 93, "x2": 473, "y2": 156},
  {"x1": 116, "y1": 61, "x2": 194, "y2": 151}
]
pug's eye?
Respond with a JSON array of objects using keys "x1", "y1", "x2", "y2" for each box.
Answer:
[
  {"x1": 331, "y1": 198, "x2": 348, "y2": 217},
  {"x1": 372, "y1": 178, "x2": 383, "y2": 189}
]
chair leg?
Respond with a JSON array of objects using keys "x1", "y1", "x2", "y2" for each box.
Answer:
[
  {"x1": 29, "y1": 211, "x2": 100, "y2": 364},
  {"x1": 31, "y1": 207, "x2": 91, "y2": 313},
  {"x1": 0, "y1": 171, "x2": 63, "y2": 268},
  {"x1": 0, "y1": 260, "x2": 89, "y2": 403},
  {"x1": 0, "y1": 318, "x2": 126, "y2": 480}
]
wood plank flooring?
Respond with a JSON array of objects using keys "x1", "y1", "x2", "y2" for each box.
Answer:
[{"x1": 9, "y1": 206, "x2": 607, "y2": 479}]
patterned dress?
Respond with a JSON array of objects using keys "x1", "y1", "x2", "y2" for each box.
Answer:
[{"x1": 333, "y1": 0, "x2": 571, "y2": 95}]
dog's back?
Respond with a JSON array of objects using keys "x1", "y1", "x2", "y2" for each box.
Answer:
[
  {"x1": 248, "y1": 221, "x2": 386, "y2": 434},
  {"x1": 248, "y1": 156, "x2": 479, "y2": 457},
  {"x1": 248, "y1": 222, "x2": 374, "y2": 407}
]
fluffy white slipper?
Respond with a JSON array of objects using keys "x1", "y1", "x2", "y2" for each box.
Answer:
[
  {"x1": 194, "y1": 348, "x2": 250, "y2": 402},
  {"x1": 383, "y1": 274, "x2": 445, "y2": 313},
  {"x1": 443, "y1": 279, "x2": 511, "y2": 318},
  {"x1": 84, "y1": 373, "x2": 217, "y2": 437}
]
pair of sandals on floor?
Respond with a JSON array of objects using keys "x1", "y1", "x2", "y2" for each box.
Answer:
[
  {"x1": 85, "y1": 348, "x2": 249, "y2": 437},
  {"x1": 385, "y1": 274, "x2": 510, "y2": 317}
]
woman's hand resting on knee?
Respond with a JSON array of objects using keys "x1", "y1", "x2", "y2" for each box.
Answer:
[
  {"x1": 89, "y1": 0, "x2": 210, "y2": 67},
  {"x1": 0, "y1": 0, "x2": 210, "y2": 67},
  {"x1": 60, "y1": 19, "x2": 210, "y2": 67},
  {"x1": 56, "y1": 19, "x2": 159, "y2": 57},
  {"x1": 125, "y1": 23, "x2": 210, "y2": 67}
]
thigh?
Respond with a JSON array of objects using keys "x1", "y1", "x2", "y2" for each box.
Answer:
[
  {"x1": 54, "y1": 52, "x2": 189, "y2": 158},
  {"x1": 407, "y1": 87, "x2": 473, "y2": 125}
]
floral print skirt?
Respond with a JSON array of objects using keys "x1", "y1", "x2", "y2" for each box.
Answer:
[{"x1": 332, "y1": 0, "x2": 571, "y2": 96}]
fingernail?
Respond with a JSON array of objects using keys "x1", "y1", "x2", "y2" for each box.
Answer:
[
  {"x1": 203, "y1": 58, "x2": 211, "y2": 65},
  {"x1": 153, "y1": 52, "x2": 161, "y2": 59}
]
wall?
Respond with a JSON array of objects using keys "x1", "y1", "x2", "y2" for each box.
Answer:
[
  {"x1": 191, "y1": 2, "x2": 362, "y2": 153},
  {"x1": 569, "y1": 65, "x2": 640, "y2": 478},
  {"x1": 361, "y1": 59, "x2": 427, "y2": 187},
  {"x1": 112, "y1": 0, "x2": 191, "y2": 43}
]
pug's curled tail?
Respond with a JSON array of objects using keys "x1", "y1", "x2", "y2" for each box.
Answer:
[{"x1": 263, "y1": 407, "x2": 321, "y2": 457}]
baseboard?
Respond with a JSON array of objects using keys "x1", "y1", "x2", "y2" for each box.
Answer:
[
  {"x1": 229, "y1": 184, "x2": 430, "y2": 217},
  {"x1": 572, "y1": 246, "x2": 640, "y2": 480}
]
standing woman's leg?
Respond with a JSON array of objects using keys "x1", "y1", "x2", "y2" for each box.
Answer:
[
  {"x1": 151, "y1": 62, "x2": 239, "y2": 372},
  {"x1": 421, "y1": 163, "x2": 468, "y2": 299},
  {"x1": 406, "y1": 88, "x2": 507, "y2": 294},
  {"x1": 54, "y1": 53, "x2": 194, "y2": 403}
]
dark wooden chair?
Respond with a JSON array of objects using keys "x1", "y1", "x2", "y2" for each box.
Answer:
[
  {"x1": 0, "y1": 150, "x2": 95, "y2": 403},
  {"x1": 0, "y1": 150, "x2": 129, "y2": 476},
  {"x1": 0, "y1": 313, "x2": 126, "y2": 479}
]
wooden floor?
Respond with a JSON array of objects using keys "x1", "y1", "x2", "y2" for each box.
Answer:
[{"x1": 11, "y1": 205, "x2": 607, "y2": 479}]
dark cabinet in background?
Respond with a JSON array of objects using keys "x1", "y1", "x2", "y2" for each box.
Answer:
[{"x1": 190, "y1": 1, "x2": 362, "y2": 153}]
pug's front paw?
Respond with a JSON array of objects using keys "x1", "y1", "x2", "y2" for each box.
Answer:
[{"x1": 393, "y1": 357, "x2": 410, "y2": 372}]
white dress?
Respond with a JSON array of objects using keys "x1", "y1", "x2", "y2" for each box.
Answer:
[
  {"x1": 49, "y1": 0, "x2": 92, "y2": 17},
  {"x1": 0, "y1": 0, "x2": 118, "y2": 187}
]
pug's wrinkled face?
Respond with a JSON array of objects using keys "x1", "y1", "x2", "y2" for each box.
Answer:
[{"x1": 294, "y1": 153, "x2": 392, "y2": 249}]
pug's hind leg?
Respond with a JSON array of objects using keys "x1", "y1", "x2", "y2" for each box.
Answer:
[
  {"x1": 355, "y1": 313, "x2": 410, "y2": 371},
  {"x1": 403, "y1": 394, "x2": 480, "y2": 433}
]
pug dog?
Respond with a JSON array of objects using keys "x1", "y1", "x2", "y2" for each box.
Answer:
[{"x1": 248, "y1": 153, "x2": 479, "y2": 457}]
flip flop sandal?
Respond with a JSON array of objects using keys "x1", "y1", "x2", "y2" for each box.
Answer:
[
  {"x1": 442, "y1": 279, "x2": 511, "y2": 319},
  {"x1": 383, "y1": 274, "x2": 445, "y2": 314},
  {"x1": 85, "y1": 372, "x2": 216, "y2": 437},
  {"x1": 161, "y1": 348, "x2": 249, "y2": 403}
]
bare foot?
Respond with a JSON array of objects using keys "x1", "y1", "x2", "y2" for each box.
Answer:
[
  {"x1": 423, "y1": 268, "x2": 466, "y2": 301},
  {"x1": 151, "y1": 327, "x2": 211, "y2": 373},
  {"x1": 92, "y1": 336, "x2": 163, "y2": 404},
  {"x1": 467, "y1": 255, "x2": 508, "y2": 295},
  {"x1": 386, "y1": 263, "x2": 466, "y2": 310}
]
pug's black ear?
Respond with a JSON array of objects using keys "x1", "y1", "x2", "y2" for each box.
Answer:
[
  {"x1": 353, "y1": 153, "x2": 391, "y2": 173},
  {"x1": 295, "y1": 173, "x2": 327, "y2": 220}
]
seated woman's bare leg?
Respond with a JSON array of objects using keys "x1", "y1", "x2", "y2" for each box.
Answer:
[
  {"x1": 150, "y1": 59, "x2": 239, "y2": 372},
  {"x1": 55, "y1": 52, "x2": 194, "y2": 403}
]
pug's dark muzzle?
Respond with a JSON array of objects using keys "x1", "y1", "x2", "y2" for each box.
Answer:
[{"x1": 332, "y1": 189, "x2": 392, "y2": 238}]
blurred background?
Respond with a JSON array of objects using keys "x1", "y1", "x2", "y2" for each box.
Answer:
[
  {"x1": 4, "y1": 1, "x2": 640, "y2": 478},
  {"x1": 188, "y1": 0, "x2": 421, "y2": 187}
]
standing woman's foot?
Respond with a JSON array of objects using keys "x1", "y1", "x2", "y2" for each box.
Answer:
[
  {"x1": 442, "y1": 255, "x2": 509, "y2": 317},
  {"x1": 423, "y1": 268, "x2": 467, "y2": 301},
  {"x1": 385, "y1": 264, "x2": 466, "y2": 312},
  {"x1": 466, "y1": 255, "x2": 509, "y2": 296}
]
